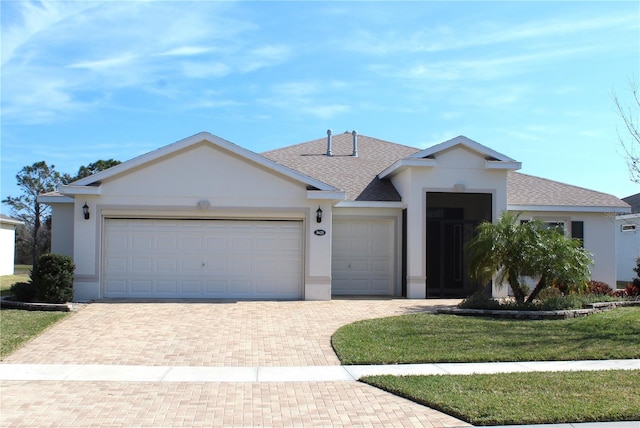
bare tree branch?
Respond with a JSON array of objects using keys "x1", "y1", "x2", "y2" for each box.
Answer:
[{"x1": 613, "y1": 77, "x2": 640, "y2": 184}]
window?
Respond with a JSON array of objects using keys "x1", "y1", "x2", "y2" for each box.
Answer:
[{"x1": 621, "y1": 224, "x2": 637, "y2": 232}]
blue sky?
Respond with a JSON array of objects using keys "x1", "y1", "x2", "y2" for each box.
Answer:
[{"x1": 1, "y1": 0, "x2": 639, "y2": 213}]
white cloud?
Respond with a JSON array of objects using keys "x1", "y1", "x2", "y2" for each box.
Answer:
[
  {"x1": 181, "y1": 61, "x2": 232, "y2": 79},
  {"x1": 239, "y1": 44, "x2": 290, "y2": 73},
  {"x1": 0, "y1": 1, "x2": 292, "y2": 124},
  {"x1": 259, "y1": 80, "x2": 351, "y2": 119},
  {"x1": 157, "y1": 46, "x2": 214, "y2": 57},
  {"x1": 345, "y1": 13, "x2": 638, "y2": 56},
  {"x1": 68, "y1": 54, "x2": 137, "y2": 71}
]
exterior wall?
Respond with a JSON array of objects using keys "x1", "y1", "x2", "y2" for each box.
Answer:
[
  {"x1": 0, "y1": 222, "x2": 18, "y2": 275},
  {"x1": 70, "y1": 143, "x2": 333, "y2": 301},
  {"x1": 50, "y1": 203, "x2": 74, "y2": 258},
  {"x1": 390, "y1": 146, "x2": 510, "y2": 298},
  {"x1": 332, "y1": 207, "x2": 403, "y2": 295},
  {"x1": 616, "y1": 214, "x2": 640, "y2": 282},
  {"x1": 516, "y1": 210, "x2": 618, "y2": 288}
]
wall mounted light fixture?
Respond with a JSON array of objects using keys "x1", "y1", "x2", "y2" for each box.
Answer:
[
  {"x1": 82, "y1": 202, "x2": 90, "y2": 220},
  {"x1": 316, "y1": 206, "x2": 323, "y2": 223}
]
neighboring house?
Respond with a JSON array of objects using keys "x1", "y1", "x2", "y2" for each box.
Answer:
[
  {"x1": 0, "y1": 214, "x2": 24, "y2": 275},
  {"x1": 40, "y1": 131, "x2": 630, "y2": 301},
  {"x1": 616, "y1": 193, "x2": 640, "y2": 283}
]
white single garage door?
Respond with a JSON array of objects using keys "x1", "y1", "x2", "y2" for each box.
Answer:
[
  {"x1": 103, "y1": 219, "x2": 303, "y2": 299},
  {"x1": 331, "y1": 218, "x2": 395, "y2": 296}
]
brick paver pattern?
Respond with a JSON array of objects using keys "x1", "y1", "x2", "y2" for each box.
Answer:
[{"x1": 1, "y1": 299, "x2": 470, "y2": 427}]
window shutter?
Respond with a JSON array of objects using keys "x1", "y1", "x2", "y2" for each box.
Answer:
[{"x1": 571, "y1": 221, "x2": 584, "y2": 246}]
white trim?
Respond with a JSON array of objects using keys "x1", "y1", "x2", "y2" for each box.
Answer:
[
  {"x1": 410, "y1": 135, "x2": 518, "y2": 163},
  {"x1": 378, "y1": 158, "x2": 437, "y2": 179},
  {"x1": 485, "y1": 160, "x2": 522, "y2": 170},
  {"x1": 306, "y1": 190, "x2": 347, "y2": 201},
  {"x1": 0, "y1": 217, "x2": 24, "y2": 226},
  {"x1": 70, "y1": 132, "x2": 339, "y2": 192},
  {"x1": 335, "y1": 201, "x2": 405, "y2": 208},
  {"x1": 617, "y1": 213, "x2": 640, "y2": 220},
  {"x1": 58, "y1": 185, "x2": 102, "y2": 195},
  {"x1": 37, "y1": 194, "x2": 75, "y2": 204},
  {"x1": 508, "y1": 205, "x2": 631, "y2": 214}
]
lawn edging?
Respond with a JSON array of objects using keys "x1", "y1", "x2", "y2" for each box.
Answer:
[
  {"x1": 0, "y1": 296, "x2": 76, "y2": 312},
  {"x1": 437, "y1": 300, "x2": 640, "y2": 320}
]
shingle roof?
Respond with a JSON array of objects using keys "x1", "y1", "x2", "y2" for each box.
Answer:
[
  {"x1": 263, "y1": 133, "x2": 628, "y2": 210},
  {"x1": 262, "y1": 132, "x2": 419, "y2": 201},
  {"x1": 622, "y1": 193, "x2": 640, "y2": 213},
  {"x1": 508, "y1": 172, "x2": 630, "y2": 209}
]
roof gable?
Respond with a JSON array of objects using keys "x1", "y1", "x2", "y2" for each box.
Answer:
[
  {"x1": 410, "y1": 135, "x2": 517, "y2": 163},
  {"x1": 61, "y1": 132, "x2": 338, "y2": 195}
]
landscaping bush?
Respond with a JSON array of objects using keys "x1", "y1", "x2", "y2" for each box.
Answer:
[
  {"x1": 586, "y1": 280, "x2": 614, "y2": 296},
  {"x1": 538, "y1": 294, "x2": 583, "y2": 311},
  {"x1": 458, "y1": 289, "x2": 623, "y2": 311},
  {"x1": 8, "y1": 282, "x2": 37, "y2": 302},
  {"x1": 536, "y1": 286, "x2": 562, "y2": 301},
  {"x1": 31, "y1": 254, "x2": 75, "y2": 303},
  {"x1": 614, "y1": 259, "x2": 640, "y2": 298}
]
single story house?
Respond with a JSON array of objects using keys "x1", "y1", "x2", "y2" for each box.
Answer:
[
  {"x1": 0, "y1": 214, "x2": 24, "y2": 275},
  {"x1": 616, "y1": 193, "x2": 640, "y2": 283},
  {"x1": 40, "y1": 131, "x2": 631, "y2": 301}
]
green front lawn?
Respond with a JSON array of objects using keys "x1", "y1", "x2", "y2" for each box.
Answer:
[
  {"x1": 332, "y1": 307, "x2": 640, "y2": 364},
  {"x1": 333, "y1": 307, "x2": 640, "y2": 425},
  {"x1": 363, "y1": 370, "x2": 640, "y2": 426},
  {"x1": 0, "y1": 309, "x2": 69, "y2": 359},
  {"x1": 0, "y1": 265, "x2": 30, "y2": 296}
]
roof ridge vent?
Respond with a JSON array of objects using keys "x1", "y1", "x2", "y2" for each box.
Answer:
[
  {"x1": 326, "y1": 129, "x2": 333, "y2": 156},
  {"x1": 352, "y1": 130, "x2": 358, "y2": 157}
]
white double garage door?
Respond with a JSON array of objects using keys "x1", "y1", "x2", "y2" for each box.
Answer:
[{"x1": 103, "y1": 218, "x2": 395, "y2": 299}]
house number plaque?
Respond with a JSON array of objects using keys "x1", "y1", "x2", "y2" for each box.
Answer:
[{"x1": 314, "y1": 229, "x2": 326, "y2": 236}]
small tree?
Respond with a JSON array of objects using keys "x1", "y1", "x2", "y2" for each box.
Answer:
[
  {"x1": 2, "y1": 162, "x2": 61, "y2": 268},
  {"x1": 468, "y1": 213, "x2": 592, "y2": 303},
  {"x1": 526, "y1": 228, "x2": 592, "y2": 302}
]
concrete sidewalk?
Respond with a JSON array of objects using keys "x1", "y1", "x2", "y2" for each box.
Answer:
[{"x1": 2, "y1": 359, "x2": 639, "y2": 382}]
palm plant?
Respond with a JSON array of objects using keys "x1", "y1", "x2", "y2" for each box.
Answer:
[{"x1": 467, "y1": 212, "x2": 592, "y2": 303}]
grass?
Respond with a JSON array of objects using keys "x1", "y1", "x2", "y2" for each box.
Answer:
[
  {"x1": 362, "y1": 370, "x2": 640, "y2": 426},
  {"x1": 0, "y1": 265, "x2": 30, "y2": 297},
  {"x1": 0, "y1": 309, "x2": 69, "y2": 359},
  {"x1": 332, "y1": 307, "x2": 640, "y2": 364},
  {"x1": 334, "y1": 307, "x2": 640, "y2": 425}
]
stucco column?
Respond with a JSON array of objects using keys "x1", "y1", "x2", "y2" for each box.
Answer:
[
  {"x1": 405, "y1": 201, "x2": 426, "y2": 298},
  {"x1": 304, "y1": 203, "x2": 332, "y2": 300}
]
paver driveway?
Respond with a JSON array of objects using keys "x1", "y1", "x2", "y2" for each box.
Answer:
[{"x1": 2, "y1": 299, "x2": 470, "y2": 427}]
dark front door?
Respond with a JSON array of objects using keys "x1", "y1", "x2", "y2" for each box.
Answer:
[
  {"x1": 425, "y1": 193, "x2": 492, "y2": 298},
  {"x1": 426, "y1": 218, "x2": 480, "y2": 298}
]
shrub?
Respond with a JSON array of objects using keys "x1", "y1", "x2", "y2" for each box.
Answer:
[
  {"x1": 538, "y1": 294, "x2": 583, "y2": 311},
  {"x1": 586, "y1": 280, "x2": 614, "y2": 296},
  {"x1": 536, "y1": 286, "x2": 562, "y2": 301},
  {"x1": 31, "y1": 254, "x2": 75, "y2": 304},
  {"x1": 9, "y1": 282, "x2": 37, "y2": 302},
  {"x1": 615, "y1": 283, "x2": 640, "y2": 298}
]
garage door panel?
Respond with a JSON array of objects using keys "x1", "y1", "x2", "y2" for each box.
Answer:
[
  {"x1": 131, "y1": 280, "x2": 152, "y2": 293},
  {"x1": 105, "y1": 279, "x2": 126, "y2": 293},
  {"x1": 103, "y1": 219, "x2": 302, "y2": 299},
  {"x1": 157, "y1": 280, "x2": 178, "y2": 293},
  {"x1": 332, "y1": 219, "x2": 395, "y2": 296},
  {"x1": 181, "y1": 281, "x2": 202, "y2": 293}
]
